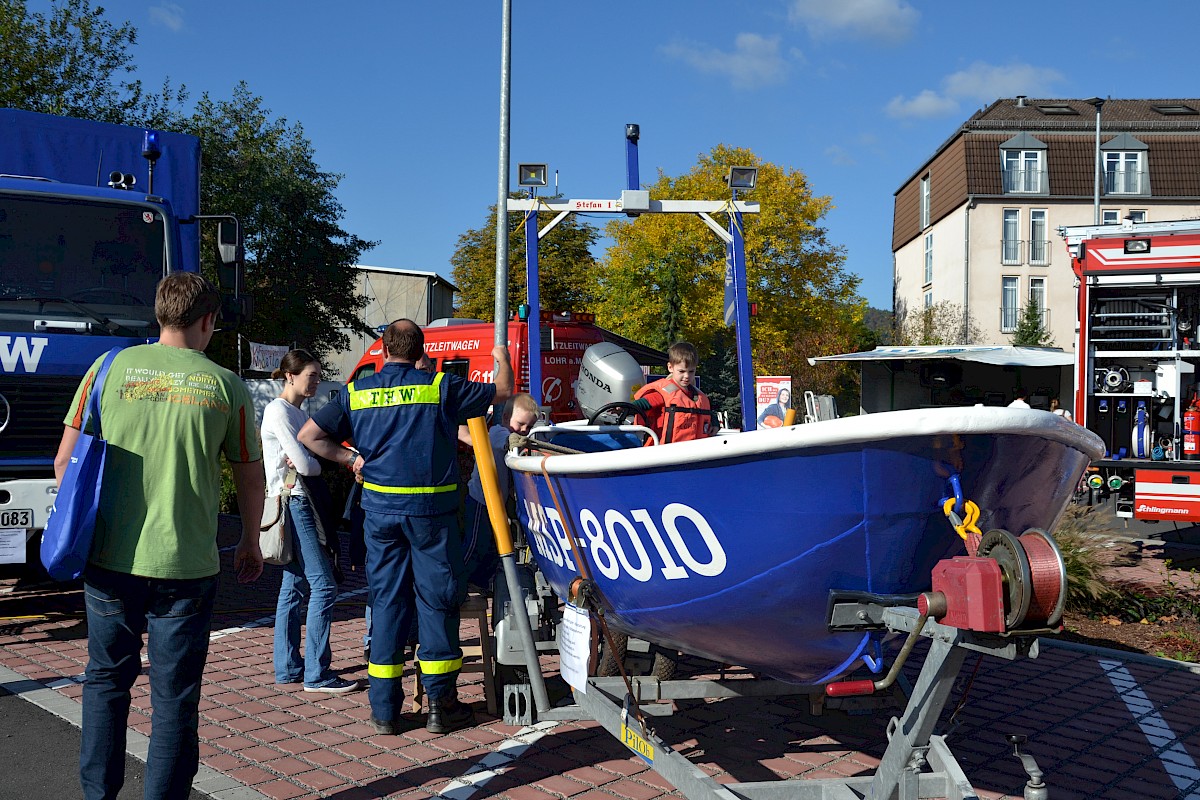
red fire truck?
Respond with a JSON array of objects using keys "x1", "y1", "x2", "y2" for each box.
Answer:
[
  {"x1": 1063, "y1": 218, "x2": 1200, "y2": 519},
  {"x1": 347, "y1": 312, "x2": 662, "y2": 423}
]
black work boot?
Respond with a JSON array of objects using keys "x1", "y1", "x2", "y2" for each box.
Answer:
[{"x1": 426, "y1": 696, "x2": 474, "y2": 734}]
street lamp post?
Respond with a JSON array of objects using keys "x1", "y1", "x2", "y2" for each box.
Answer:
[{"x1": 1085, "y1": 97, "x2": 1105, "y2": 225}]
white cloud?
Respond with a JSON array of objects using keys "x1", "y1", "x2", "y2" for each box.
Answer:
[
  {"x1": 661, "y1": 33, "x2": 788, "y2": 90},
  {"x1": 825, "y1": 145, "x2": 856, "y2": 166},
  {"x1": 788, "y1": 0, "x2": 919, "y2": 43},
  {"x1": 149, "y1": 3, "x2": 185, "y2": 32},
  {"x1": 942, "y1": 62, "x2": 1065, "y2": 102},
  {"x1": 886, "y1": 62, "x2": 1066, "y2": 119},
  {"x1": 886, "y1": 90, "x2": 960, "y2": 120}
]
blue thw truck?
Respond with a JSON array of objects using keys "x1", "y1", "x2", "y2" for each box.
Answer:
[{"x1": 0, "y1": 108, "x2": 245, "y2": 561}]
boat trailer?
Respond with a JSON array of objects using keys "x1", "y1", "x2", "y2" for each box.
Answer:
[{"x1": 489, "y1": 526, "x2": 1066, "y2": 800}]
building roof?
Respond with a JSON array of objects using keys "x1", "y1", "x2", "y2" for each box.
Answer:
[
  {"x1": 809, "y1": 346, "x2": 1073, "y2": 368},
  {"x1": 897, "y1": 98, "x2": 1200, "y2": 191},
  {"x1": 353, "y1": 264, "x2": 459, "y2": 291}
]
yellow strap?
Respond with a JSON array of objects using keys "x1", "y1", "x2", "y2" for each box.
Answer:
[
  {"x1": 363, "y1": 481, "x2": 457, "y2": 495},
  {"x1": 368, "y1": 661, "x2": 404, "y2": 679},
  {"x1": 349, "y1": 372, "x2": 444, "y2": 410},
  {"x1": 417, "y1": 657, "x2": 463, "y2": 675}
]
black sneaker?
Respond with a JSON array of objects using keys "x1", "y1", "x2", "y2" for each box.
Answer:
[{"x1": 426, "y1": 697, "x2": 474, "y2": 734}]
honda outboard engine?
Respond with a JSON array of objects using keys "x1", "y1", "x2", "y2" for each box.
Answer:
[{"x1": 574, "y1": 342, "x2": 646, "y2": 421}]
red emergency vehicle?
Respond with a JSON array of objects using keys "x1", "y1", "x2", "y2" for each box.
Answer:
[
  {"x1": 347, "y1": 312, "x2": 613, "y2": 422},
  {"x1": 1063, "y1": 219, "x2": 1200, "y2": 520}
]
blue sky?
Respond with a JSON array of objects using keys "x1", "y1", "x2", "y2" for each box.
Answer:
[{"x1": 37, "y1": 0, "x2": 1200, "y2": 309}]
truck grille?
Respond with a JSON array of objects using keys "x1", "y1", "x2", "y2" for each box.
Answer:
[{"x1": 0, "y1": 375, "x2": 80, "y2": 460}]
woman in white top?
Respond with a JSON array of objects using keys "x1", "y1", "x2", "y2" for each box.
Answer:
[
  {"x1": 1050, "y1": 397, "x2": 1074, "y2": 422},
  {"x1": 261, "y1": 350, "x2": 359, "y2": 693}
]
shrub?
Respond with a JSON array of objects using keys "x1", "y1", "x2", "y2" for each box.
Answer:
[{"x1": 1050, "y1": 504, "x2": 1117, "y2": 610}]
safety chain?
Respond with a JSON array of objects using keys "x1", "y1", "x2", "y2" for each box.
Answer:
[{"x1": 940, "y1": 472, "x2": 983, "y2": 556}]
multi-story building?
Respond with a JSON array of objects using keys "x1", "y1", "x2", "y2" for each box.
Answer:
[{"x1": 893, "y1": 97, "x2": 1200, "y2": 349}]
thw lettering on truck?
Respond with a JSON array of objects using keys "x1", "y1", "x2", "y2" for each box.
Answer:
[
  {"x1": 521, "y1": 498, "x2": 728, "y2": 581},
  {"x1": 0, "y1": 336, "x2": 48, "y2": 373}
]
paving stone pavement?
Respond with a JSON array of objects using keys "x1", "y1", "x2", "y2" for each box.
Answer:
[{"x1": 1, "y1": 517, "x2": 1198, "y2": 800}]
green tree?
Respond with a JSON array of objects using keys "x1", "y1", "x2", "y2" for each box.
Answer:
[
  {"x1": 449, "y1": 197, "x2": 599, "y2": 320},
  {"x1": 1010, "y1": 301, "x2": 1055, "y2": 347},
  {"x1": 185, "y1": 84, "x2": 376, "y2": 370},
  {"x1": 0, "y1": 0, "x2": 181, "y2": 124},
  {"x1": 894, "y1": 301, "x2": 981, "y2": 346},
  {"x1": 595, "y1": 145, "x2": 864, "y2": 384},
  {"x1": 1, "y1": 0, "x2": 375, "y2": 373}
]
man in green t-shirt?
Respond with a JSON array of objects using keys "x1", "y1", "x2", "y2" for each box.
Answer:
[{"x1": 54, "y1": 273, "x2": 265, "y2": 800}]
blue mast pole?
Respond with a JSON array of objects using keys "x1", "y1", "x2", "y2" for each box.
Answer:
[
  {"x1": 729, "y1": 197, "x2": 756, "y2": 431},
  {"x1": 525, "y1": 191, "x2": 542, "y2": 405}
]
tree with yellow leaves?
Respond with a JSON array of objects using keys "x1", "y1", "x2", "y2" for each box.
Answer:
[{"x1": 595, "y1": 144, "x2": 865, "y2": 404}]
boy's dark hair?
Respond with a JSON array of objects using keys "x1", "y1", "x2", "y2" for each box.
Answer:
[
  {"x1": 667, "y1": 342, "x2": 699, "y2": 368},
  {"x1": 383, "y1": 319, "x2": 424, "y2": 360},
  {"x1": 155, "y1": 273, "x2": 221, "y2": 329},
  {"x1": 1014, "y1": 386, "x2": 1029, "y2": 400}
]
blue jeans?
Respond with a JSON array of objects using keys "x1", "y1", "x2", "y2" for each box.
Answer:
[
  {"x1": 80, "y1": 565, "x2": 218, "y2": 800},
  {"x1": 274, "y1": 494, "x2": 340, "y2": 687}
]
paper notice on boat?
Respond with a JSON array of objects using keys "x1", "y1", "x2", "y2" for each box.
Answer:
[{"x1": 558, "y1": 604, "x2": 591, "y2": 693}]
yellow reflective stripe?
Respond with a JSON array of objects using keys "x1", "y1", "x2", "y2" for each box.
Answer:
[
  {"x1": 417, "y1": 657, "x2": 463, "y2": 675},
  {"x1": 368, "y1": 661, "x2": 404, "y2": 679},
  {"x1": 349, "y1": 372, "x2": 444, "y2": 410},
  {"x1": 363, "y1": 482, "x2": 457, "y2": 495}
]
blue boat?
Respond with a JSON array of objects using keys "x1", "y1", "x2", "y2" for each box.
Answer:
[{"x1": 507, "y1": 407, "x2": 1105, "y2": 685}]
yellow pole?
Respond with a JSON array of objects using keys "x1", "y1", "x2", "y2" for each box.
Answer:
[
  {"x1": 467, "y1": 416, "x2": 514, "y2": 556},
  {"x1": 783, "y1": 407, "x2": 797, "y2": 426}
]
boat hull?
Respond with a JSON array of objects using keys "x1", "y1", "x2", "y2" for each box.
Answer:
[{"x1": 508, "y1": 408, "x2": 1103, "y2": 685}]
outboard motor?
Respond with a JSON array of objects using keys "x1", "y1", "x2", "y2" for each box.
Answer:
[{"x1": 574, "y1": 342, "x2": 646, "y2": 422}]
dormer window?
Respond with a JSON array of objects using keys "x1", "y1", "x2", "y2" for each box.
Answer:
[
  {"x1": 1000, "y1": 133, "x2": 1047, "y2": 194},
  {"x1": 1101, "y1": 133, "x2": 1149, "y2": 195},
  {"x1": 1003, "y1": 149, "x2": 1044, "y2": 193}
]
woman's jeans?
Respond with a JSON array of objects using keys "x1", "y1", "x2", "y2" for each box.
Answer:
[
  {"x1": 80, "y1": 566, "x2": 218, "y2": 800},
  {"x1": 274, "y1": 494, "x2": 340, "y2": 687}
]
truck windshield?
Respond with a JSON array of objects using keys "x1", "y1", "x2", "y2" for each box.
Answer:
[{"x1": 0, "y1": 194, "x2": 166, "y2": 333}]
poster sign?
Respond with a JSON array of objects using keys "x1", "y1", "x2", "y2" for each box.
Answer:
[
  {"x1": 0, "y1": 528, "x2": 24, "y2": 564},
  {"x1": 557, "y1": 603, "x2": 591, "y2": 693},
  {"x1": 755, "y1": 376, "x2": 793, "y2": 428},
  {"x1": 249, "y1": 341, "x2": 290, "y2": 373}
]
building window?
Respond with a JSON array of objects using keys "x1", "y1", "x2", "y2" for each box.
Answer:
[
  {"x1": 924, "y1": 233, "x2": 933, "y2": 284},
  {"x1": 1104, "y1": 151, "x2": 1144, "y2": 194},
  {"x1": 1129, "y1": 209, "x2": 1147, "y2": 224},
  {"x1": 1029, "y1": 209, "x2": 1049, "y2": 266},
  {"x1": 1002, "y1": 209, "x2": 1021, "y2": 265},
  {"x1": 1003, "y1": 149, "x2": 1043, "y2": 193},
  {"x1": 1001, "y1": 276, "x2": 1019, "y2": 332},
  {"x1": 1102, "y1": 209, "x2": 1120, "y2": 226},
  {"x1": 920, "y1": 175, "x2": 930, "y2": 229},
  {"x1": 1030, "y1": 277, "x2": 1047, "y2": 329},
  {"x1": 924, "y1": 291, "x2": 932, "y2": 308}
]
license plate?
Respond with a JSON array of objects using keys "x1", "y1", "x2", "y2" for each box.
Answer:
[{"x1": 0, "y1": 509, "x2": 32, "y2": 528}]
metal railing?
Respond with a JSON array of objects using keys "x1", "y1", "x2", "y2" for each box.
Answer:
[
  {"x1": 999, "y1": 306, "x2": 1050, "y2": 334},
  {"x1": 999, "y1": 239, "x2": 1052, "y2": 266},
  {"x1": 1001, "y1": 239, "x2": 1023, "y2": 265},
  {"x1": 1105, "y1": 170, "x2": 1145, "y2": 195},
  {"x1": 1003, "y1": 168, "x2": 1045, "y2": 193}
]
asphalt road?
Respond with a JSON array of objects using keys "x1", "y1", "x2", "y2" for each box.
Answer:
[{"x1": 0, "y1": 681, "x2": 211, "y2": 800}]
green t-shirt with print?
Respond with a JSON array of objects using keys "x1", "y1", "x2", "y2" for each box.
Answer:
[{"x1": 64, "y1": 343, "x2": 262, "y2": 579}]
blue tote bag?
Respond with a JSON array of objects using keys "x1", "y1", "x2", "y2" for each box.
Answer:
[{"x1": 41, "y1": 347, "x2": 122, "y2": 581}]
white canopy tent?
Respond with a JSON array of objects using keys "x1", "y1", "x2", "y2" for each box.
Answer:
[{"x1": 809, "y1": 346, "x2": 1074, "y2": 414}]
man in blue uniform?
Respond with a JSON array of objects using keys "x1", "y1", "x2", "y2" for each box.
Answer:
[{"x1": 299, "y1": 319, "x2": 512, "y2": 734}]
